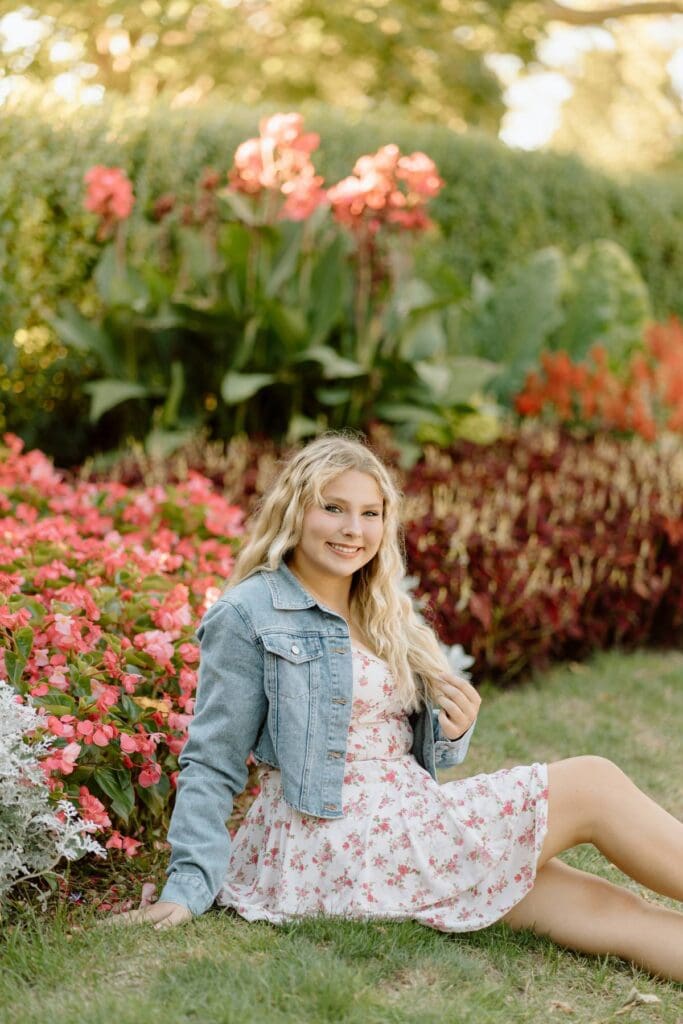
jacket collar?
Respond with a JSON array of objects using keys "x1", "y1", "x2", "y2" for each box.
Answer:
[{"x1": 263, "y1": 561, "x2": 319, "y2": 610}]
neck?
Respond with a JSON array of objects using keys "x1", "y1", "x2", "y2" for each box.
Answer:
[{"x1": 286, "y1": 560, "x2": 352, "y2": 619}]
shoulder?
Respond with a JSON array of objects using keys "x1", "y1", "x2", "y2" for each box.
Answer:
[{"x1": 201, "y1": 571, "x2": 272, "y2": 631}]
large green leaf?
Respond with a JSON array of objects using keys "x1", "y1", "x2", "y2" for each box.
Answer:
[
  {"x1": 220, "y1": 370, "x2": 276, "y2": 404},
  {"x1": 266, "y1": 302, "x2": 307, "y2": 347},
  {"x1": 94, "y1": 245, "x2": 150, "y2": 311},
  {"x1": 400, "y1": 310, "x2": 447, "y2": 361},
  {"x1": 294, "y1": 345, "x2": 365, "y2": 379},
  {"x1": 456, "y1": 247, "x2": 565, "y2": 401},
  {"x1": 93, "y1": 766, "x2": 135, "y2": 823},
  {"x1": 550, "y1": 239, "x2": 651, "y2": 367},
  {"x1": 84, "y1": 379, "x2": 154, "y2": 423},
  {"x1": 50, "y1": 305, "x2": 118, "y2": 375},
  {"x1": 219, "y1": 188, "x2": 260, "y2": 226},
  {"x1": 265, "y1": 228, "x2": 303, "y2": 298},
  {"x1": 415, "y1": 356, "x2": 500, "y2": 404},
  {"x1": 309, "y1": 235, "x2": 352, "y2": 346}
]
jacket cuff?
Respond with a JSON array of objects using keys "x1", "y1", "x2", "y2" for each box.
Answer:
[
  {"x1": 434, "y1": 722, "x2": 475, "y2": 768},
  {"x1": 158, "y1": 872, "x2": 215, "y2": 917}
]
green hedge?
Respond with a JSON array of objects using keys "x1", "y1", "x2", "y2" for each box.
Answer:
[{"x1": 3, "y1": 97, "x2": 683, "y2": 334}]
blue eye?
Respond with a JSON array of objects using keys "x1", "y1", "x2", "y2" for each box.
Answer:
[{"x1": 324, "y1": 504, "x2": 341, "y2": 512}]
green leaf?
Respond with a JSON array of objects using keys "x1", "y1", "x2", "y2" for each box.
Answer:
[
  {"x1": 50, "y1": 305, "x2": 118, "y2": 375},
  {"x1": 220, "y1": 371, "x2": 276, "y2": 404},
  {"x1": 265, "y1": 230, "x2": 302, "y2": 298},
  {"x1": 550, "y1": 239, "x2": 651, "y2": 366},
  {"x1": 373, "y1": 403, "x2": 444, "y2": 425},
  {"x1": 294, "y1": 346, "x2": 365, "y2": 379},
  {"x1": 219, "y1": 189, "x2": 260, "y2": 226},
  {"x1": 4, "y1": 650, "x2": 25, "y2": 687},
  {"x1": 231, "y1": 316, "x2": 261, "y2": 371},
  {"x1": 267, "y1": 302, "x2": 307, "y2": 347},
  {"x1": 84, "y1": 379, "x2": 155, "y2": 423},
  {"x1": 309, "y1": 235, "x2": 352, "y2": 345},
  {"x1": 14, "y1": 626, "x2": 34, "y2": 661},
  {"x1": 145, "y1": 426, "x2": 198, "y2": 460},
  {"x1": 94, "y1": 246, "x2": 149, "y2": 311},
  {"x1": 315, "y1": 385, "x2": 352, "y2": 406},
  {"x1": 415, "y1": 357, "x2": 500, "y2": 404},
  {"x1": 286, "y1": 414, "x2": 322, "y2": 442},
  {"x1": 93, "y1": 767, "x2": 135, "y2": 824}
]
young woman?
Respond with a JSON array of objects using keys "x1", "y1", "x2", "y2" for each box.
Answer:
[{"x1": 117, "y1": 434, "x2": 683, "y2": 981}]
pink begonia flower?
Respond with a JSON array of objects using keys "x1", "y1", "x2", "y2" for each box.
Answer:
[
  {"x1": 0, "y1": 604, "x2": 31, "y2": 629},
  {"x1": 84, "y1": 165, "x2": 134, "y2": 221},
  {"x1": 106, "y1": 831, "x2": 142, "y2": 857},
  {"x1": 76, "y1": 720, "x2": 95, "y2": 738},
  {"x1": 47, "y1": 669, "x2": 69, "y2": 691},
  {"x1": 138, "y1": 761, "x2": 162, "y2": 788},
  {"x1": 41, "y1": 742, "x2": 81, "y2": 777},
  {"x1": 47, "y1": 715, "x2": 76, "y2": 739},
  {"x1": 120, "y1": 733, "x2": 138, "y2": 754},
  {"x1": 91, "y1": 680, "x2": 120, "y2": 713},
  {"x1": 78, "y1": 786, "x2": 112, "y2": 829},
  {"x1": 167, "y1": 711, "x2": 192, "y2": 732},
  {"x1": 133, "y1": 629, "x2": 175, "y2": 667},
  {"x1": 178, "y1": 643, "x2": 199, "y2": 665},
  {"x1": 92, "y1": 723, "x2": 118, "y2": 747},
  {"x1": 167, "y1": 734, "x2": 186, "y2": 757}
]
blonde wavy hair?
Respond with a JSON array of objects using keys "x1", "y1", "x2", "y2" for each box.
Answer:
[{"x1": 225, "y1": 432, "x2": 449, "y2": 710}]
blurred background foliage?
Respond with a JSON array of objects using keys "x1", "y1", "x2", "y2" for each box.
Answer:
[
  {"x1": 1, "y1": 99, "x2": 683, "y2": 463},
  {"x1": 2, "y1": 2, "x2": 683, "y2": 464},
  {"x1": 1, "y1": 0, "x2": 682, "y2": 169}
]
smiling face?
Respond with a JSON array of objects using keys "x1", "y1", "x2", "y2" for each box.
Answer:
[{"x1": 288, "y1": 469, "x2": 385, "y2": 593}]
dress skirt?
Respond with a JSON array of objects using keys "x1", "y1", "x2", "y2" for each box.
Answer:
[{"x1": 217, "y1": 646, "x2": 548, "y2": 933}]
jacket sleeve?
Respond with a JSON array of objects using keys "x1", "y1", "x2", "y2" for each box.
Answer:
[
  {"x1": 158, "y1": 598, "x2": 267, "y2": 916},
  {"x1": 432, "y1": 709, "x2": 475, "y2": 770}
]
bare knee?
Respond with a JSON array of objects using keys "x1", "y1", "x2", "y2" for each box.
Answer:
[{"x1": 546, "y1": 756, "x2": 629, "y2": 849}]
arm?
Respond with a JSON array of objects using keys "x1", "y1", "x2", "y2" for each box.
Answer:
[{"x1": 158, "y1": 598, "x2": 267, "y2": 916}]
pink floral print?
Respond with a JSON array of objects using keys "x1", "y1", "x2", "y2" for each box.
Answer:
[{"x1": 218, "y1": 646, "x2": 549, "y2": 932}]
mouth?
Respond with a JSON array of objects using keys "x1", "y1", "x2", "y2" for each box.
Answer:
[{"x1": 327, "y1": 542, "x2": 363, "y2": 557}]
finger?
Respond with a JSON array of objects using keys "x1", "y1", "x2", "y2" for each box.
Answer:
[
  {"x1": 438, "y1": 686, "x2": 478, "y2": 720},
  {"x1": 154, "y1": 907, "x2": 191, "y2": 929},
  {"x1": 439, "y1": 679, "x2": 480, "y2": 711},
  {"x1": 438, "y1": 708, "x2": 470, "y2": 740},
  {"x1": 441, "y1": 675, "x2": 481, "y2": 704}
]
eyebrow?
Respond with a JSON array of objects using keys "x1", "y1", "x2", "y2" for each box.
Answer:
[{"x1": 323, "y1": 495, "x2": 383, "y2": 509}]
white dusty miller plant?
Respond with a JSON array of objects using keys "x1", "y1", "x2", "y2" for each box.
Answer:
[{"x1": 0, "y1": 680, "x2": 105, "y2": 905}]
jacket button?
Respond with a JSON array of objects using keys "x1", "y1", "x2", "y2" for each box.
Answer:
[{"x1": 291, "y1": 644, "x2": 300, "y2": 655}]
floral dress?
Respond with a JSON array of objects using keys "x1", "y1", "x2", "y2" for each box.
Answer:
[{"x1": 217, "y1": 645, "x2": 549, "y2": 932}]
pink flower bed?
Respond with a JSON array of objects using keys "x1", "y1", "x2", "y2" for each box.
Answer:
[{"x1": 0, "y1": 433, "x2": 244, "y2": 855}]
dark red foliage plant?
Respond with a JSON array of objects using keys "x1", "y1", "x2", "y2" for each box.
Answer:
[{"x1": 402, "y1": 425, "x2": 683, "y2": 682}]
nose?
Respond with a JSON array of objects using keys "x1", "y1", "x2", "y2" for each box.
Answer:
[{"x1": 341, "y1": 513, "x2": 363, "y2": 537}]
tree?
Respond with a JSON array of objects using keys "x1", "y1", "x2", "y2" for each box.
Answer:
[{"x1": 0, "y1": 1, "x2": 681, "y2": 144}]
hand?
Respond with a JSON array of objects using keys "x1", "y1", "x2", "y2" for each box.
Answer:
[
  {"x1": 436, "y1": 673, "x2": 481, "y2": 741},
  {"x1": 105, "y1": 899, "x2": 193, "y2": 930}
]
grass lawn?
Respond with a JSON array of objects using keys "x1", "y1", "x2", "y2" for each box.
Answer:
[{"x1": 2, "y1": 648, "x2": 682, "y2": 1024}]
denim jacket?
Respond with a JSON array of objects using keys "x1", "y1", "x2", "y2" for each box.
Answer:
[{"x1": 160, "y1": 561, "x2": 475, "y2": 916}]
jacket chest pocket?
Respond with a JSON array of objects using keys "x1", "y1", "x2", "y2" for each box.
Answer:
[{"x1": 261, "y1": 634, "x2": 324, "y2": 701}]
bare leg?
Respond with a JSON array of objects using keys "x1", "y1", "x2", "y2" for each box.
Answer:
[
  {"x1": 504, "y1": 858, "x2": 683, "y2": 982},
  {"x1": 539, "y1": 756, "x2": 683, "y2": 902}
]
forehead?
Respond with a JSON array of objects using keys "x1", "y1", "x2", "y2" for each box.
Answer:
[{"x1": 320, "y1": 469, "x2": 384, "y2": 503}]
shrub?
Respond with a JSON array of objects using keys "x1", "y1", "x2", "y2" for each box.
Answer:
[
  {"x1": 514, "y1": 317, "x2": 683, "y2": 441},
  {"x1": 0, "y1": 680, "x2": 104, "y2": 905},
  {"x1": 403, "y1": 426, "x2": 683, "y2": 681},
  {"x1": 0, "y1": 432, "x2": 257, "y2": 852}
]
